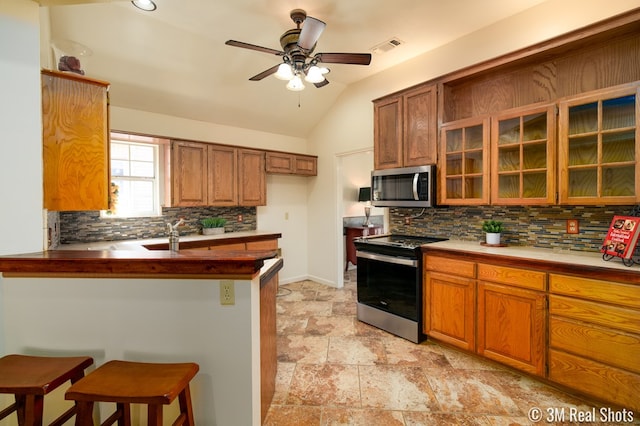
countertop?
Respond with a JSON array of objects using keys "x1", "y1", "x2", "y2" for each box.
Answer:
[
  {"x1": 422, "y1": 239, "x2": 640, "y2": 283},
  {"x1": 0, "y1": 231, "x2": 282, "y2": 278},
  {"x1": 58, "y1": 230, "x2": 282, "y2": 251}
]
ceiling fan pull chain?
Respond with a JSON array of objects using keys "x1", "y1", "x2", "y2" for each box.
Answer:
[{"x1": 298, "y1": 93, "x2": 301, "y2": 108}]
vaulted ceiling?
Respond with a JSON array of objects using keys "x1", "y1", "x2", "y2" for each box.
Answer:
[{"x1": 41, "y1": 0, "x2": 550, "y2": 137}]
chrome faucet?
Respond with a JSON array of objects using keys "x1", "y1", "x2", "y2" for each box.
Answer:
[{"x1": 167, "y1": 218, "x2": 185, "y2": 252}]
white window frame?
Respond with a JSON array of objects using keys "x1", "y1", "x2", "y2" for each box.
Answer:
[{"x1": 103, "y1": 132, "x2": 168, "y2": 218}]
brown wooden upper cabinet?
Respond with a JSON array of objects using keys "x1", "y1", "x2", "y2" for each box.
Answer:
[
  {"x1": 238, "y1": 148, "x2": 266, "y2": 206},
  {"x1": 440, "y1": 117, "x2": 490, "y2": 205},
  {"x1": 491, "y1": 104, "x2": 556, "y2": 205},
  {"x1": 373, "y1": 84, "x2": 437, "y2": 170},
  {"x1": 265, "y1": 152, "x2": 317, "y2": 176},
  {"x1": 558, "y1": 83, "x2": 640, "y2": 205},
  {"x1": 375, "y1": 11, "x2": 640, "y2": 206},
  {"x1": 171, "y1": 141, "x2": 266, "y2": 207},
  {"x1": 42, "y1": 70, "x2": 110, "y2": 211}
]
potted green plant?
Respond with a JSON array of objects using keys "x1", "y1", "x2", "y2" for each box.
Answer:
[
  {"x1": 201, "y1": 217, "x2": 227, "y2": 235},
  {"x1": 482, "y1": 220, "x2": 504, "y2": 245}
]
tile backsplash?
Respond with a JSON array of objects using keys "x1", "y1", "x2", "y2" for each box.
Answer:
[
  {"x1": 390, "y1": 204, "x2": 639, "y2": 253},
  {"x1": 52, "y1": 206, "x2": 256, "y2": 246}
]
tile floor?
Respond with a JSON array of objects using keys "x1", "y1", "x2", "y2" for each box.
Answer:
[{"x1": 264, "y1": 270, "x2": 633, "y2": 426}]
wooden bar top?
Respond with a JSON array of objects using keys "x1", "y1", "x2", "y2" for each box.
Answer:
[{"x1": 0, "y1": 249, "x2": 278, "y2": 278}]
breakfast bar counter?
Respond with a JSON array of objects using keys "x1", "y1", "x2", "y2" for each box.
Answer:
[
  {"x1": 0, "y1": 248, "x2": 277, "y2": 277},
  {"x1": 0, "y1": 247, "x2": 283, "y2": 425}
]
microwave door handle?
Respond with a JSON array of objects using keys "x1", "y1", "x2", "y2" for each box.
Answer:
[{"x1": 412, "y1": 173, "x2": 419, "y2": 200}]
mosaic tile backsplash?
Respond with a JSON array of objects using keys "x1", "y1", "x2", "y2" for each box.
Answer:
[
  {"x1": 55, "y1": 206, "x2": 257, "y2": 246},
  {"x1": 389, "y1": 204, "x2": 639, "y2": 253}
]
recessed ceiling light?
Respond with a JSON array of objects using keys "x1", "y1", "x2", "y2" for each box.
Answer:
[{"x1": 131, "y1": 0, "x2": 157, "y2": 12}]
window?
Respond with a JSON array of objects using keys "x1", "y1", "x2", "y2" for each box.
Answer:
[{"x1": 105, "y1": 133, "x2": 167, "y2": 217}]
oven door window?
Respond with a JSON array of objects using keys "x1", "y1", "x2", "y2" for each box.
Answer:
[{"x1": 356, "y1": 256, "x2": 419, "y2": 321}]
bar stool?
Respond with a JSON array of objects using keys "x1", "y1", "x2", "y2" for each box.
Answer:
[
  {"x1": 65, "y1": 360, "x2": 199, "y2": 426},
  {"x1": 0, "y1": 354, "x2": 94, "y2": 426}
]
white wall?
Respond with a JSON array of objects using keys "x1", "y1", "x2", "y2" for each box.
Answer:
[
  {"x1": 339, "y1": 150, "x2": 386, "y2": 220},
  {"x1": 0, "y1": 1, "x2": 43, "y2": 256},
  {"x1": 257, "y1": 174, "x2": 309, "y2": 284},
  {"x1": 306, "y1": 0, "x2": 640, "y2": 286}
]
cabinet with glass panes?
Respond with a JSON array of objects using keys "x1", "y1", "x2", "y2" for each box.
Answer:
[
  {"x1": 491, "y1": 104, "x2": 556, "y2": 205},
  {"x1": 558, "y1": 83, "x2": 640, "y2": 205},
  {"x1": 440, "y1": 117, "x2": 490, "y2": 205}
]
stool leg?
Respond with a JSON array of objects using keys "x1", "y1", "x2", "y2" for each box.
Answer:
[
  {"x1": 22, "y1": 394, "x2": 44, "y2": 426},
  {"x1": 74, "y1": 401, "x2": 94, "y2": 426},
  {"x1": 146, "y1": 404, "x2": 162, "y2": 426},
  {"x1": 116, "y1": 403, "x2": 131, "y2": 426},
  {"x1": 178, "y1": 385, "x2": 195, "y2": 426}
]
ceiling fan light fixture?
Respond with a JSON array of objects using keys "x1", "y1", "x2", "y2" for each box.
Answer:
[
  {"x1": 286, "y1": 74, "x2": 305, "y2": 91},
  {"x1": 304, "y1": 65, "x2": 325, "y2": 83},
  {"x1": 131, "y1": 0, "x2": 157, "y2": 11},
  {"x1": 274, "y1": 63, "x2": 294, "y2": 80}
]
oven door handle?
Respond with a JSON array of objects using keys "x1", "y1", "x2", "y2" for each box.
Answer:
[{"x1": 356, "y1": 251, "x2": 417, "y2": 267}]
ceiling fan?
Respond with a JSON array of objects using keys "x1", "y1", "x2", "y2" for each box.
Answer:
[{"x1": 225, "y1": 9, "x2": 372, "y2": 91}]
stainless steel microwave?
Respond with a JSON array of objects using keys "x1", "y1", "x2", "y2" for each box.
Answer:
[{"x1": 371, "y1": 165, "x2": 436, "y2": 208}]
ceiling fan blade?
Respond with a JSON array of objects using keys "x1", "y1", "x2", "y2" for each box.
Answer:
[
  {"x1": 249, "y1": 64, "x2": 281, "y2": 81},
  {"x1": 225, "y1": 40, "x2": 284, "y2": 56},
  {"x1": 315, "y1": 52, "x2": 371, "y2": 65},
  {"x1": 297, "y1": 16, "x2": 326, "y2": 51},
  {"x1": 314, "y1": 79, "x2": 330, "y2": 88}
]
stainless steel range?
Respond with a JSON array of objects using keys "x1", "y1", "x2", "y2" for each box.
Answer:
[{"x1": 354, "y1": 234, "x2": 447, "y2": 343}]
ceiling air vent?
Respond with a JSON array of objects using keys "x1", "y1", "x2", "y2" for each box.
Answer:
[{"x1": 371, "y1": 38, "x2": 404, "y2": 54}]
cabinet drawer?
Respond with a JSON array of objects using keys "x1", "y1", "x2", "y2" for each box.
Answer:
[
  {"x1": 208, "y1": 243, "x2": 246, "y2": 251},
  {"x1": 549, "y1": 349, "x2": 640, "y2": 412},
  {"x1": 246, "y1": 240, "x2": 278, "y2": 251},
  {"x1": 424, "y1": 255, "x2": 475, "y2": 278},
  {"x1": 477, "y1": 264, "x2": 546, "y2": 291},
  {"x1": 549, "y1": 316, "x2": 640, "y2": 373},
  {"x1": 549, "y1": 294, "x2": 640, "y2": 334},
  {"x1": 550, "y1": 273, "x2": 640, "y2": 309}
]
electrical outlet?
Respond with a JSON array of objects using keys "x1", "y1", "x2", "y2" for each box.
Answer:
[
  {"x1": 567, "y1": 219, "x2": 579, "y2": 234},
  {"x1": 237, "y1": 214, "x2": 243, "y2": 223},
  {"x1": 220, "y1": 280, "x2": 235, "y2": 305},
  {"x1": 404, "y1": 217, "x2": 411, "y2": 225}
]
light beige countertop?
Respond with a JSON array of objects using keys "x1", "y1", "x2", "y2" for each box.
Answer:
[
  {"x1": 57, "y1": 230, "x2": 281, "y2": 251},
  {"x1": 422, "y1": 239, "x2": 640, "y2": 283}
]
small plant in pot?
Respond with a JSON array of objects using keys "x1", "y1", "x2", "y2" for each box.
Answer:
[
  {"x1": 482, "y1": 220, "x2": 504, "y2": 245},
  {"x1": 201, "y1": 217, "x2": 227, "y2": 235}
]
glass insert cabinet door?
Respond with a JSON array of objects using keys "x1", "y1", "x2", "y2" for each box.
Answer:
[
  {"x1": 558, "y1": 84, "x2": 640, "y2": 205},
  {"x1": 490, "y1": 104, "x2": 556, "y2": 205},
  {"x1": 440, "y1": 117, "x2": 490, "y2": 205}
]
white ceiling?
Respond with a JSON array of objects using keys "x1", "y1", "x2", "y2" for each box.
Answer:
[{"x1": 43, "y1": 0, "x2": 549, "y2": 137}]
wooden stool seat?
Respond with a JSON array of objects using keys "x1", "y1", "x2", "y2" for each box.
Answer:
[
  {"x1": 65, "y1": 360, "x2": 199, "y2": 426},
  {"x1": 0, "y1": 354, "x2": 94, "y2": 426}
]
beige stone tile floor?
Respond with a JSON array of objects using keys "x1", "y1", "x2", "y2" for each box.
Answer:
[{"x1": 264, "y1": 270, "x2": 639, "y2": 426}]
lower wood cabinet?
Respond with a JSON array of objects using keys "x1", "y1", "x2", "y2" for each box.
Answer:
[
  {"x1": 477, "y1": 281, "x2": 546, "y2": 376},
  {"x1": 476, "y1": 264, "x2": 546, "y2": 376},
  {"x1": 548, "y1": 273, "x2": 640, "y2": 411},
  {"x1": 423, "y1": 249, "x2": 640, "y2": 412},
  {"x1": 423, "y1": 256, "x2": 476, "y2": 351}
]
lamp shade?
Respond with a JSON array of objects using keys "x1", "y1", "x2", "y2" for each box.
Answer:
[{"x1": 358, "y1": 187, "x2": 371, "y2": 202}]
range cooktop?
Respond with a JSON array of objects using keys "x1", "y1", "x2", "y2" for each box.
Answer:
[{"x1": 354, "y1": 234, "x2": 448, "y2": 257}]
